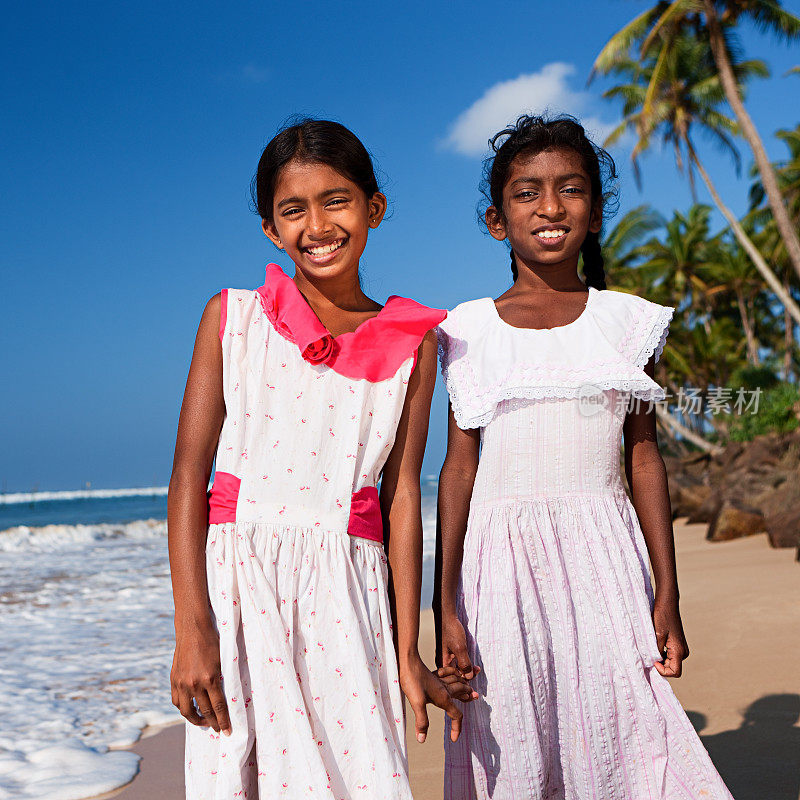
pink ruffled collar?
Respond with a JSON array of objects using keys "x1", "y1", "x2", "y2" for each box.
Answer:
[{"x1": 256, "y1": 263, "x2": 446, "y2": 382}]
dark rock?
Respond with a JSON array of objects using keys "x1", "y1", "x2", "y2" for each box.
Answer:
[
  {"x1": 751, "y1": 477, "x2": 800, "y2": 521},
  {"x1": 673, "y1": 484, "x2": 712, "y2": 519},
  {"x1": 707, "y1": 502, "x2": 767, "y2": 542},
  {"x1": 765, "y1": 507, "x2": 800, "y2": 549},
  {"x1": 688, "y1": 492, "x2": 722, "y2": 525},
  {"x1": 732, "y1": 437, "x2": 780, "y2": 473},
  {"x1": 718, "y1": 442, "x2": 745, "y2": 472},
  {"x1": 666, "y1": 430, "x2": 799, "y2": 550}
]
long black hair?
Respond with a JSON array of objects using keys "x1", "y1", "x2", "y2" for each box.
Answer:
[
  {"x1": 481, "y1": 114, "x2": 618, "y2": 289},
  {"x1": 251, "y1": 118, "x2": 381, "y2": 223}
]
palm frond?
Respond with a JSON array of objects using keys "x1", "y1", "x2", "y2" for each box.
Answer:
[
  {"x1": 737, "y1": 0, "x2": 800, "y2": 42},
  {"x1": 591, "y1": 6, "x2": 662, "y2": 78},
  {"x1": 641, "y1": 0, "x2": 697, "y2": 53}
]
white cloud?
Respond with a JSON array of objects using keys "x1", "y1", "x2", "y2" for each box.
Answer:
[{"x1": 441, "y1": 62, "x2": 617, "y2": 157}]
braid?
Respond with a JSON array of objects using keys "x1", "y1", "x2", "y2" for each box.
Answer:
[
  {"x1": 510, "y1": 251, "x2": 518, "y2": 282},
  {"x1": 581, "y1": 231, "x2": 606, "y2": 290}
]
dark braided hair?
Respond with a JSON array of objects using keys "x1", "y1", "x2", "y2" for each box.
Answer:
[{"x1": 481, "y1": 115, "x2": 617, "y2": 289}]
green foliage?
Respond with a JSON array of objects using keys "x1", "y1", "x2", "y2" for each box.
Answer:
[
  {"x1": 728, "y1": 365, "x2": 779, "y2": 392},
  {"x1": 593, "y1": 0, "x2": 800, "y2": 448},
  {"x1": 602, "y1": 205, "x2": 798, "y2": 443},
  {"x1": 748, "y1": 124, "x2": 800, "y2": 265},
  {"x1": 727, "y1": 382, "x2": 800, "y2": 440}
]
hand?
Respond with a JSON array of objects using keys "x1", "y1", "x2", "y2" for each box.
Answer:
[
  {"x1": 400, "y1": 654, "x2": 464, "y2": 743},
  {"x1": 440, "y1": 613, "x2": 477, "y2": 680},
  {"x1": 436, "y1": 665, "x2": 479, "y2": 702},
  {"x1": 170, "y1": 622, "x2": 231, "y2": 735},
  {"x1": 652, "y1": 599, "x2": 689, "y2": 678}
]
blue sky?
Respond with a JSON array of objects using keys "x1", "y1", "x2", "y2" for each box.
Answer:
[{"x1": 3, "y1": 0, "x2": 799, "y2": 491}]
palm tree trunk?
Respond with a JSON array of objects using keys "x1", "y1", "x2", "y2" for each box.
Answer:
[
  {"x1": 784, "y1": 276, "x2": 794, "y2": 381},
  {"x1": 702, "y1": 0, "x2": 800, "y2": 284},
  {"x1": 656, "y1": 406, "x2": 723, "y2": 454},
  {"x1": 735, "y1": 288, "x2": 760, "y2": 365},
  {"x1": 688, "y1": 143, "x2": 800, "y2": 326}
]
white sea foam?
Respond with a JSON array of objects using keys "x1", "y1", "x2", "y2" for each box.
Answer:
[
  {"x1": 0, "y1": 486, "x2": 169, "y2": 505},
  {"x1": 0, "y1": 518, "x2": 180, "y2": 799},
  {"x1": 0, "y1": 519, "x2": 166, "y2": 551},
  {"x1": 1, "y1": 493, "x2": 438, "y2": 799}
]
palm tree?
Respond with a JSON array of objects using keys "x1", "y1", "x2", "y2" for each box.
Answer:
[
  {"x1": 596, "y1": 29, "x2": 800, "y2": 325},
  {"x1": 749, "y1": 125, "x2": 800, "y2": 249},
  {"x1": 701, "y1": 237, "x2": 765, "y2": 365},
  {"x1": 594, "y1": 0, "x2": 800, "y2": 283},
  {"x1": 608, "y1": 205, "x2": 726, "y2": 451},
  {"x1": 633, "y1": 205, "x2": 715, "y2": 307},
  {"x1": 601, "y1": 204, "x2": 665, "y2": 289},
  {"x1": 609, "y1": 204, "x2": 784, "y2": 450},
  {"x1": 748, "y1": 124, "x2": 800, "y2": 377},
  {"x1": 699, "y1": 1, "x2": 800, "y2": 282}
]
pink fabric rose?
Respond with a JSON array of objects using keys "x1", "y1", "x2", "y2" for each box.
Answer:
[{"x1": 302, "y1": 335, "x2": 335, "y2": 365}]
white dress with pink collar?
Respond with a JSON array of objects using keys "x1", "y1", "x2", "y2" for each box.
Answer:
[{"x1": 183, "y1": 264, "x2": 445, "y2": 800}]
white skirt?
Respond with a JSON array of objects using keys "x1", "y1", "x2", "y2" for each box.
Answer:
[{"x1": 185, "y1": 522, "x2": 411, "y2": 799}]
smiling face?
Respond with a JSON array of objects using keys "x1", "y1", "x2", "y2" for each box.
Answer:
[
  {"x1": 262, "y1": 159, "x2": 387, "y2": 283},
  {"x1": 486, "y1": 147, "x2": 602, "y2": 276}
]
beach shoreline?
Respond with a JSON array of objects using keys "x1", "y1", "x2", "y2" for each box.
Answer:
[{"x1": 88, "y1": 519, "x2": 800, "y2": 800}]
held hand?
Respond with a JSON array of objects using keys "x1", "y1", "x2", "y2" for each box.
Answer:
[
  {"x1": 170, "y1": 622, "x2": 231, "y2": 735},
  {"x1": 400, "y1": 654, "x2": 464, "y2": 743},
  {"x1": 436, "y1": 665, "x2": 480, "y2": 702},
  {"x1": 441, "y1": 614, "x2": 477, "y2": 680},
  {"x1": 652, "y1": 599, "x2": 690, "y2": 678}
]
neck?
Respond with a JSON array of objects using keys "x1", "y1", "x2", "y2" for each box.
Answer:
[
  {"x1": 292, "y1": 264, "x2": 374, "y2": 312},
  {"x1": 512, "y1": 253, "x2": 586, "y2": 293}
]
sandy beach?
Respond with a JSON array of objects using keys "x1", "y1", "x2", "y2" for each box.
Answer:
[{"x1": 99, "y1": 519, "x2": 800, "y2": 800}]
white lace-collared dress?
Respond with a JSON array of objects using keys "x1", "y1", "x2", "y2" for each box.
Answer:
[
  {"x1": 183, "y1": 263, "x2": 445, "y2": 800},
  {"x1": 437, "y1": 288, "x2": 734, "y2": 800}
]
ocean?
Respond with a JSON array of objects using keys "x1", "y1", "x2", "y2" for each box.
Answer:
[{"x1": 0, "y1": 481, "x2": 438, "y2": 800}]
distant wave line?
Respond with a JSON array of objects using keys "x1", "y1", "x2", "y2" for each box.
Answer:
[
  {"x1": 0, "y1": 486, "x2": 169, "y2": 505},
  {"x1": 1, "y1": 476, "x2": 438, "y2": 506}
]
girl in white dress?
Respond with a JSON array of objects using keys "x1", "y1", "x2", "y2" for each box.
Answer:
[
  {"x1": 168, "y1": 119, "x2": 469, "y2": 799},
  {"x1": 436, "y1": 115, "x2": 734, "y2": 799}
]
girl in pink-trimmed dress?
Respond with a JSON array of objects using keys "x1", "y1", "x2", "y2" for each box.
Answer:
[
  {"x1": 168, "y1": 119, "x2": 468, "y2": 799},
  {"x1": 436, "y1": 116, "x2": 734, "y2": 799}
]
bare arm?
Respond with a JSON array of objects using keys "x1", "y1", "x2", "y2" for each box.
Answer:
[
  {"x1": 435, "y1": 405, "x2": 480, "y2": 676},
  {"x1": 380, "y1": 330, "x2": 464, "y2": 742},
  {"x1": 623, "y1": 355, "x2": 688, "y2": 677},
  {"x1": 168, "y1": 293, "x2": 232, "y2": 732},
  {"x1": 380, "y1": 335, "x2": 435, "y2": 663}
]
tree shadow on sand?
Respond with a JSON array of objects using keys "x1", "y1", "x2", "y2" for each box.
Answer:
[{"x1": 687, "y1": 694, "x2": 800, "y2": 800}]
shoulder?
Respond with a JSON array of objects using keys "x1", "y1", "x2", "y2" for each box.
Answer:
[
  {"x1": 383, "y1": 295, "x2": 447, "y2": 330},
  {"x1": 590, "y1": 289, "x2": 674, "y2": 368},
  {"x1": 437, "y1": 298, "x2": 495, "y2": 340},
  {"x1": 200, "y1": 292, "x2": 223, "y2": 325},
  {"x1": 593, "y1": 288, "x2": 666, "y2": 316},
  {"x1": 194, "y1": 292, "x2": 223, "y2": 341},
  {"x1": 437, "y1": 298, "x2": 496, "y2": 373},
  {"x1": 216, "y1": 287, "x2": 266, "y2": 344}
]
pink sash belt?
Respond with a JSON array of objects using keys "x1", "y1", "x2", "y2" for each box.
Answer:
[
  {"x1": 207, "y1": 473, "x2": 383, "y2": 543},
  {"x1": 207, "y1": 472, "x2": 240, "y2": 524},
  {"x1": 347, "y1": 486, "x2": 383, "y2": 543}
]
